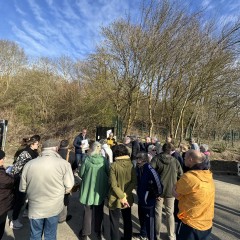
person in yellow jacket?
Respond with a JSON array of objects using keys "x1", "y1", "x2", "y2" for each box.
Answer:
[
  {"x1": 173, "y1": 150, "x2": 215, "y2": 240},
  {"x1": 107, "y1": 133, "x2": 116, "y2": 148}
]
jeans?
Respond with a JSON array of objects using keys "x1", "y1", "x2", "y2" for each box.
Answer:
[
  {"x1": 29, "y1": 215, "x2": 59, "y2": 240},
  {"x1": 155, "y1": 197, "x2": 175, "y2": 240},
  {"x1": 76, "y1": 153, "x2": 85, "y2": 166}
]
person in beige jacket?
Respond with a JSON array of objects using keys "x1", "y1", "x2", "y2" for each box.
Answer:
[{"x1": 20, "y1": 139, "x2": 74, "y2": 240}]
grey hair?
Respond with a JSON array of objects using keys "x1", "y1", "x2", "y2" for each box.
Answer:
[
  {"x1": 99, "y1": 139, "x2": 107, "y2": 145},
  {"x1": 200, "y1": 144, "x2": 209, "y2": 152},
  {"x1": 89, "y1": 141, "x2": 102, "y2": 156},
  {"x1": 151, "y1": 137, "x2": 158, "y2": 141},
  {"x1": 123, "y1": 136, "x2": 131, "y2": 144}
]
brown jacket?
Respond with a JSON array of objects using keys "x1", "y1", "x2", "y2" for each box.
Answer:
[{"x1": 0, "y1": 167, "x2": 14, "y2": 215}]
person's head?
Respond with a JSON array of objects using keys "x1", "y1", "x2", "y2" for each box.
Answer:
[
  {"x1": 82, "y1": 129, "x2": 87, "y2": 135},
  {"x1": 123, "y1": 136, "x2": 131, "y2": 145},
  {"x1": 184, "y1": 150, "x2": 205, "y2": 168},
  {"x1": 0, "y1": 150, "x2": 6, "y2": 166},
  {"x1": 200, "y1": 144, "x2": 209, "y2": 153},
  {"x1": 166, "y1": 134, "x2": 173, "y2": 143},
  {"x1": 145, "y1": 137, "x2": 151, "y2": 143},
  {"x1": 109, "y1": 133, "x2": 114, "y2": 139},
  {"x1": 162, "y1": 143, "x2": 172, "y2": 154},
  {"x1": 189, "y1": 138, "x2": 195, "y2": 144},
  {"x1": 31, "y1": 135, "x2": 41, "y2": 142},
  {"x1": 131, "y1": 135, "x2": 137, "y2": 141},
  {"x1": 136, "y1": 152, "x2": 149, "y2": 167},
  {"x1": 112, "y1": 144, "x2": 129, "y2": 158},
  {"x1": 42, "y1": 139, "x2": 59, "y2": 152},
  {"x1": 27, "y1": 136, "x2": 39, "y2": 150},
  {"x1": 60, "y1": 139, "x2": 69, "y2": 148},
  {"x1": 99, "y1": 139, "x2": 107, "y2": 145},
  {"x1": 148, "y1": 144, "x2": 157, "y2": 156},
  {"x1": 89, "y1": 141, "x2": 102, "y2": 156},
  {"x1": 180, "y1": 143, "x2": 189, "y2": 153},
  {"x1": 151, "y1": 137, "x2": 158, "y2": 144}
]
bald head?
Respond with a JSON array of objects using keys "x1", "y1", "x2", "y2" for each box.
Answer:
[{"x1": 184, "y1": 150, "x2": 205, "y2": 168}]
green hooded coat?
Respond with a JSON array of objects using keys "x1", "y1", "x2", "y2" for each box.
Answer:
[{"x1": 79, "y1": 154, "x2": 109, "y2": 205}]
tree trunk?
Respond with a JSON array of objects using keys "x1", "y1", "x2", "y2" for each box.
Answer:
[{"x1": 148, "y1": 85, "x2": 154, "y2": 137}]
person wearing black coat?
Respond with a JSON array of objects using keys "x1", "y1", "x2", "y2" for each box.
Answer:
[{"x1": 0, "y1": 150, "x2": 14, "y2": 239}]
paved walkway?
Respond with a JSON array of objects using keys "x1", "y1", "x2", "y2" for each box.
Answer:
[{"x1": 2, "y1": 175, "x2": 240, "y2": 240}]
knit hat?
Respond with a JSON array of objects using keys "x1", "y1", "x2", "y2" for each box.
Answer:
[
  {"x1": 0, "y1": 150, "x2": 5, "y2": 160},
  {"x1": 42, "y1": 139, "x2": 59, "y2": 148}
]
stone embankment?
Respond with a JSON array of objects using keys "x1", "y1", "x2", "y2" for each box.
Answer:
[{"x1": 211, "y1": 160, "x2": 239, "y2": 175}]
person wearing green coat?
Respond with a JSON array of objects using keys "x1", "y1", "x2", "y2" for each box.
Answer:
[
  {"x1": 79, "y1": 141, "x2": 109, "y2": 240},
  {"x1": 108, "y1": 144, "x2": 137, "y2": 240}
]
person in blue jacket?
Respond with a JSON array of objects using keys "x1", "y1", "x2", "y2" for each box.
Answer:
[{"x1": 136, "y1": 152, "x2": 163, "y2": 240}]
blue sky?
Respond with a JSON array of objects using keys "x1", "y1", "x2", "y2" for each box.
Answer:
[{"x1": 0, "y1": 0, "x2": 239, "y2": 60}]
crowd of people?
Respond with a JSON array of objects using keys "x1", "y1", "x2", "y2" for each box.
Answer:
[{"x1": 0, "y1": 129, "x2": 215, "y2": 240}]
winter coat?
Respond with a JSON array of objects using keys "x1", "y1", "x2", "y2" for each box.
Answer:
[
  {"x1": 171, "y1": 151, "x2": 184, "y2": 168},
  {"x1": 176, "y1": 165, "x2": 215, "y2": 231},
  {"x1": 151, "y1": 153, "x2": 183, "y2": 198},
  {"x1": 131, "y1": 140, "x2": 140, "y2": 161},
  {"x1": 137, "y1": 163, "x2": 163, "y2": 207},
  {"x1": 79, "y1": 154, "x2": 109, "y2": 205},
  {"x1": 101, "y1": 144, "x2": 113, "y2": 164},
  {"x1": 58, "y1": 148, "x2": 78, "y2": 171},
  {"x1": 108, "y1": 156, "x2": 137, "y2": 209},
  {"x1": 73, "y1": 133, "x2": 88, "y2": 154},
  {"x1": 11, "y1": 146, "x2": 39, "y2": 177},
  {"x1": 20, "y1": 149, "x2": 74, "y2": 219},
  {"x1": 0, "y1": 167, "x2": 14, "y2": 216}
]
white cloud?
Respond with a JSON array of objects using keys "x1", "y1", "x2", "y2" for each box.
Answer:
[
  {"x1": 27, "y1": 0, "x2": 45, "y2": 23},
  {"x1": 14, "y1": 1, "x2": 27, "y2": 16},
  {"x1": 21, "y1": 20, "x2": 47, "y2": 41},
  {"x1": 61, "y1": 0, "x2": 81, "y2": 20},
  {"x1": 10, "y1": 22, "x2": 49, "y2": 55}
]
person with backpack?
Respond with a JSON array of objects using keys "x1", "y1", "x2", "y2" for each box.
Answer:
[{"x1": 135, "y1": 152, "x2": 163, "y2": 240}]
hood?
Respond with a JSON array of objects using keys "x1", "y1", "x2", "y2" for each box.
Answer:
[
  {"x1": 115, "y1": 155, "x2": 132, "y2": 168},
  {"x1": 159, "y1": 153, "x2": 174, "y2": 165},
  {"x1": 102, "y1": 144, "x2": 110, "y2": 150},
  {"x1": 190, "y1": 161, "x2": 209, "y2": 170},
  {"x1": 85, "y1": 154, "x2": 104, "y2": 166},
  {"x1": 188, "y1": 169, "x2": 213, "y2": 182}
]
